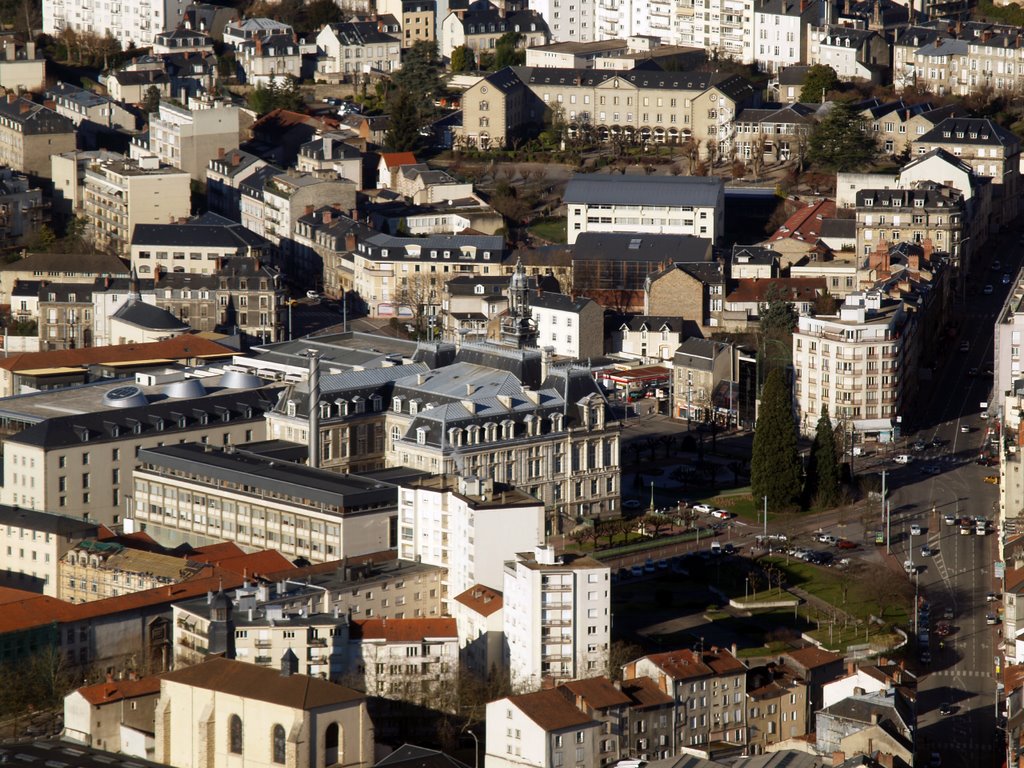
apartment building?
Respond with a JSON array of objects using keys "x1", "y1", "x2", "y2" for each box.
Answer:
[
  {"x1": 172, "y1": 558, "x2": 447, "y2": 667},
  {"x1": 46, "y1": 82, "x2": 136, "y2": 138},
  {"x1": 526, "y1": 0, "x2": 597, "y2": 43},
  {"x1": 745, "y1": 661, "x2": 810, "y2": 753},
  {"x1": 807, "y1": 25, "x2": 891, "y2": 81},
  {"x1": 206, "y1": 148, "x2": 270, "y2": 220},
  {"x1": 530, "y1": 292, "x2": 604, "y2": 359},
  {"x1": 296, "y1": 133, "x2": 362, "y2": 182},
  {"x1": 106, "y1": 68, "x2": 172, "y2": 105},
  {"x1": 914, "y1": 117, "x2": 1021, "y2": 227},
  {"x1": 644, "y1": 259, "x2": 727, "y2": 331},
  {"x1": 564, "y1": 174, "x2": 724, "y2": 245},
  {"x1": 130, "y1": 216, "x2": 276, "y2": 277},
  {"x1": 504, "y1": 546, "x2": 610, "y2": 688},
  {"x1": 854, "y1": 183, "x2": 965, "y2": 262},
  {"x1": 672, "y1": 338, "x2": 740, "y2": 424},
  {"x1": 396, "y1": 474, "x2": 544, "y2": 598},
  {"x1": 673, "y1": 0, "x2": 755, "y2": 63},
  {"x1": 486, "y1": 688, "x2": 601, "y2": 768},
  {"x1": 440, "y1": 6, "x2": 549, "y2": 60},
  {"x1": 0, "y1": 372, "x2": 276, "y2": 526},
  {"x1": 0, "y1": 167, "x2": 45, "y2": 248},
  {"x1": 294, "y1": 206, "x2": 373, "y2": 299},
  {"x1": 146, "y1": 101, "x2": 241, "y2": 183},
  {"x1": 238, "y1": 33, "x2": 301, "y2": 85},
  {"x1": 64, "y1": 676, "x2": 162, "y2": 755},
  {"x1": 0, "y1": 95, "x2": 76, "y2": 180},
  {"x1": 993, "y1": 272, "x2": 1024, "y2": 435},
  {"x1": 152, "y1": 27, "x2": 215, "y2": 54},
  {"x1": 622, "y1": 647, "x2": 748, "y2": 749},
  {"x1": 752, "y1": 0, "x2": 822, "y2": 72},
  {"x1": 0, "y1": 40, "x2": 45, "y2": 92},
  {"x1": 130, "y1": 443, "x2": 397, "y2": 560},
  {"x1": 792, "y1": 290, "x2": 914, "y2": 436},
  {"x1": 43, "y1": 0, "x2": 189, "y2": 47},
  {"x1": 154, "y1": 657, "x2": 373, "y2": 768},
  {"x1": 613, "y1": 317, "x2": 690, "y2": 364},
  {"x1": 455, "y1": 67, "x2": 540, "y2": 150},
  {"x1": 82, "y1": 156, "x2": 191, "y2": 256},
  {"x1": 315, "y1": 21, "x2": 402, "y2": 76},
  {"x1": 223, "y1": 17, "x2": 293, "y2": 48},
  {"x1": 0, "y1": 506, "x2": 98, "y2": 596}
]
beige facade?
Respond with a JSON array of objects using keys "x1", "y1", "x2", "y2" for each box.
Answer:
[
  {"x1": 746, "y1": 666, "x2": 810, "y2": 754},
  {"x1": 83, "y1": 158, "x2": 191, "y2": 255},
  {"x1": 154, "y1": 657, "x2": 374, "y2": 768},
  {"x1": 0, "y1": 506, "x2": 98, "y2": 596},
  {"x1": 0, "y1": 40, "x2": 45, "y2": 92},
  {"x1": 60, "y1": 539, "x2": 209, "y2": 603},
  {"x1": 0, "y1": 96, "x2": 76, "y2": 179},
  {"x1": 147, "y1": 102, "x2": 242, "y2": 183},
  {"x1": 854, "y1": 183, "x2": 964, "y2": 260},
  {"x1": 455, "y1": 67, "x2": 538, "y2": 150}
]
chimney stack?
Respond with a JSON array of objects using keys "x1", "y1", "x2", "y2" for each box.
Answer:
[
  {"x1": 307, "y1": 350, "x2": 321, "y2": 469},
  {"x1": 217, "y1": 146, "x2": 225, "y2": 159}
]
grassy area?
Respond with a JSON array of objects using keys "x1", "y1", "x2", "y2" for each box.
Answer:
[
  {"x1": 529, "y1": 217, "x2": 567, "y2": 243},
  {"x1": 732, "y1": 587, "x2": 798, "y2": 606},
  {"x1": 763, "y1": 557, "x2": 910, "y2": 628}
]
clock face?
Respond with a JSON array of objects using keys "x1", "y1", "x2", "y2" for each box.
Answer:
[{"x1": 481, "y1": 86, "x2": 488, "y2": 94}]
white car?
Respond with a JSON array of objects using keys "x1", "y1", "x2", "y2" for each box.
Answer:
[
  {"x1": 692, "y1": 503, "x2": 714, "y2": 515},
  {"x1": 306, "y1": 290, "x2": 320, "y2": 300},
  {"x1": 910, "y1": 524, "x2": 923, "y2": 536},
  {"x1": 894, "y1": 454, "x2": 912, "y2": 464}
]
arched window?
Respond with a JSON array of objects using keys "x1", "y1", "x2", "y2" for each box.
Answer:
[
  {"x1": 272, "y1": 724, "x2": 286, "y2": 764},
  {"x1": 391, "y1": 425, "x2": 401, "y2": 445},
  {"x1": 325, "y1": 722, "x2": 340, "y2": 766},
  {"x1": 229, "y1": 715, "x2": 243, "y2": 754}
]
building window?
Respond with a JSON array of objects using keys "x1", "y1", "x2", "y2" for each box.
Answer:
[
  {"x1": 229, "y1": 715, "x2": 243, "y2": 754},
  {"x1": 272, "y1": 724, "x2": 286, "y2": 764}
]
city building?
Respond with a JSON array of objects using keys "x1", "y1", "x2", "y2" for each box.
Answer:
[
  {"x1": 0, "y1": 40, "x2": 45, "y2": 92},
  {"x1": 396, "y1": 474, "x2": 544, "y2": 598},
  {"x1": 238, "y1": 32, "x2": 302, "y2": 86},
  {"x1": 452, "y1": 584, "x2": 503, "y2": 677},
  {"x1": 206, "y1": 149, "x2": 271, "y2": 220},
  {"x1": 853, "y1": 183, "x2": 965, "y2": 262},
  {"x1": 643, "y1": 260, "x2": 727, "y2": 331},
  {"x1": 485, "y1": 688, "x2": 601, "y2": 768},
  {"x1": 315, "y1": 21, "x2": 402, "y2": 76},
  {"x1": 564, "y1": 175, "x2": 724, "y2": 245},
  {"x1": 223, "y1": 18, "x2": 294, "y2": 48},
  {"x1": 672, "y1": 338, "x2": 742, "y2": 425},
  {"x1": 64, "y1": 675, "x2": 162, "y2": 756},
  {"x1": 526, "y1": 40, "x2": 626, "y2": 67},
  {"x1": 529, "y1": 292, "x2": 603, "y2": 360},
  {"x1": 0, "y1": 95, "x2": 76, "y2": 180},
  {"x1": 43, "y1": 0, "x2": 190, "y2": 48},
  {"x1": 807, "y1": 25, "x2": 891, "y2": 81},
  {"x1": 0, "y1": 167, "x2": 46, "y2": 248},
  {"x1": 914, "y1": 116, "x2": 1021, "y2": 227},
  {"x1": 104, "y1": 69, "x2": 172, "y2": 106},
  {"x1": 0, "y1": 369, "x2": 274, "y2": 525},
  {"x1": 82, "y1": 157, "x2": 191, "y2": 255},
  {"x1": 792, "y1": 290, "x2": 914, "y2": 437},
  {"x1": 622, "y1": 647, "x2": 748, "y2": 749},
  {"x1": 439, "y1": 6, "x2": 549, "y2": 60},
  {"x1": 613, "y1": 317, "x2": 692, "y2": 364},
  {"x1": 503, "y1": 546, "x2": 610, "y2": 688},
  {"x1": 130, "y1": 216, "x2": 276, "y2": 276},
  {"x1": 154, "y1": 657, "x2": 374, "y2": 768},
  {"x1": 130, "y1": 443, "x2": 397, "y2": 560},
  {"x1": 745, "y1": 661, "x2": 810, "y2": 753},
  {"x1": 453, "y1": 67, "x2": 540, "y2": 151},
  {"x1": 145, "y1": 101, "x2": 242, "y2": 183},
  {"x1": 46, "y1": 82, "x2": 136, "y2": 143},
  {"x1": 751, "y1": 0, "x2": 822, "y2": 72},
  {"x1": 297, "y1": 133, "x2": 362, "y2": 183},
  {"x1": 0, "y1": 506, "x2": 99, "y2": 596},
  {"x1": 152, "y1": 26, "x2": 215, "y2": 54}
]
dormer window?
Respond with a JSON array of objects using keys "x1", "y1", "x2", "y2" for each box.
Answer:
[
  {"x1": 371, "y1": 394, "x2": 383, "y2": 412},
  {"x1": 416, "y1": 427, "x2": 428, "y2": 445},
  {"x1": 474, "y1": 284, "x2": 485, "y2": 294},
  {"x1": 353, "y1": 396, "x2": 365, "y2": 414},
  {"x1": 864, "y1": 198, "x2": 874, "y2": 206},
  {"x1": 393, "y1": 396, "x2": 404, "y2": 412},
  {"x1": 286, "y1": 400, "x2": 296, "y2": 417}
]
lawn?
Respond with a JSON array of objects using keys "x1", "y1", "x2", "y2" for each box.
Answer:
[
  {"x1": 761, "y1": 557, "x2": 911, "y2": 628},
  {"x1": 529, "y1": 217, "x2": 567, "y2": 243}
]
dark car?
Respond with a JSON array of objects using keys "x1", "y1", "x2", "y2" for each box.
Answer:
[
  {"x1": 939, "y1": 702, "x2": 954, "y2": 716},
  {"x1": 837, "y1": 539, "x2": 858, "y2": 549}
]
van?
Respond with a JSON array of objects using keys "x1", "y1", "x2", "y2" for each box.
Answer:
[
  {"x1": 710, "y1": 541, "x2": 722, "y2": 555},
  {"x1": 895, "y1": 454, "x2": 912, "y2": 464}
]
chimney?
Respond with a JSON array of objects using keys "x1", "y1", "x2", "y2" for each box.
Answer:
[
  {"x1": 4, "y1": 42, "x2": 14, "y2": 61},
  {"x1": 345, "y1": 232, "x2": 357, "y2": 251},
  {"x1": 351, "y1": 208, "x2": 360, "y2": 222},
  {"x1": 323, "y1": 134, "x2": 333, "y2": 159},
  {"x1": 832, "y1": 753, "x2": 846, "y2": 765},
  {"x1": 25, "y1": 42, "x2": 34, "y2": 59},
  {"x1": 304, "y1": 204, "x2": 314, "y2": 217},
  {"x1": 922, "y1": 237, "x2": 934, "y2": 261},
  {"x1": 231, "y1": 153, "x2": 240, "y2": 167},
  {"x1": 307, "y1": 349, "x2": 321, "y2": 469},
  {"x1": 847, "y1": 660, "x2": 855, "y2": 675},
  {"x1": 5, "y1": 92, "x2": 14, "y2": 104},
  {"x1": 217, "y1": 146, "x2": 225, "y2": 159},
  {"x1": 983, "y1": 30, "x2": 992, "y2": 42},
  {"x1": 105, "y1": 672, "x2": 115, "y2": 683},
  {"x1": 323, "y1": 209, "x2": 332, "y2": 225}
]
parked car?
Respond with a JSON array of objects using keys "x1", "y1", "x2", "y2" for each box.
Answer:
[
  {"x1": 984, "y1": 284, "x2": 994, "y2": 295},
  {"x1": 987, "y1": 613, "x2": 1000, "y2": 625},
  {"x1": 306, "y1": 290, "x2": 320, "y2": 300},
  {"x1": 944, "y1": 514, "x2": 956, "y2": 526},
  {"x1": 711, "y1": 509, "x2": 732, "y2": 519},
  {"x1": 692, "y1": 503, "x2": 714, "y2": 514},
  {"x1": 985, "y1": 475, "x2": 1000, "y2": 485},
  {"x1": 921, "y1": 545, "x2": 935, "y2": 557},
  {"x1": 960, "y1": 425, "x2": 971, "y2": 433},
  {"x1": 939, "y1": 702, "x2": 954, "y2": 716},
  {"x1": 710, "y1": 541, "x2": 722, "y2": 555},
  {"x1": 911, "y1": 524, "x2": 923, "y2": 536},
  {"x1": 988, "y1": 592, "x2": 1000, "y2": 602},
  {"x1": 912, "y1": 439, "x2": 927, "y2": 451},
  {"x1": 922, "y1": 464, "x2": 941, "y2": 476},
  {"x1": 895, "y1": 454, "x2": 913, "y2": 464},
  {"x1": 837, "y1": 539, "x2": 858, "y2": 550}
]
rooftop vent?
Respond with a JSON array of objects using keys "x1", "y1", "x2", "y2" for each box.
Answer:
[
  {"x1": 162, "y1": 378, "x2": 207, "y2": 399},
  {"x1": 103, "y1": 385, "x2": 148, "y2": 409},
  {"x1": 221, "y1": 370, "x2": 264, "y2": 389}
]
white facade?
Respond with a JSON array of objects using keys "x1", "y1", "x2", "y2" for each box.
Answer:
[
  {"x1": 529, "y1": 294, "x2": 604, "y2": 360},
  {"x1": 792, "y1": 291, "x2": 910, "y2": 436},
  {"x1": 148, "y1": 101, "x2": 242, "y2": 183},
  {"x1": 673, "y1": 0, "x2": 754, "y2": 62},
  {"x1": 43, "y1": 0, "x2": 190, "y2": 48},
  {"x1": 485, "y1": 691, "x2": 601, "y2": 768},
  {"x1": 752, "y1": 2, "x2": 817, "y2": 72},
  {"x1": 821, "y1": 669, "x2": 893, "y2": 709},
  {"x1": 503, "y1": 546, "x2": 611, "y2": 688},
  {"x1": 397, "y1": 476, "x2": 544, "y2": 598},
  {"x1": 532, "y1": 0, "x2": 596, "y2": 42},
  {"x1": 595, "y1": 0, "x2": 671, "y2": 44}
]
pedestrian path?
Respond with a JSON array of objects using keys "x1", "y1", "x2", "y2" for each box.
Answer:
[{"x1": 928, "y1": 669, "x2": 989, "y2": 678}]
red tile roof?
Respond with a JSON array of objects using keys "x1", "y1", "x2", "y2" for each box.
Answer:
[
  {"x1": 641, "y1": 647, "x2": 746, "y2": 680},
  {"x1": 0, "y1": 335, "x2": 234, "y2": 372},
  {"x1": 726, "y1": 277, "x2": 826, "y2": 304},
  {"x1": 253, "y1": 109, "x2": 339, "y2": 132},
  {"x1": 351, "y1": 618, "x2": 458, "y2": 642},
  {"x1": 188, "y1": 542, "x2": 247, "y2": 562},
  {"x1": 508, "y1": 689, "x2": 596, "y2": 731},
  {"x1": 784, "y1": 646, "x2": 843, "y2": 670},
  {"x1": 559, "y1": 677, "x2": 632, "y2": 710},
  {"x1": 768, "y1": 198, "x2": 837, "y2": 243},
  {"x1": 207, "y1": 550, "x2": 293, "y2": 578},
  {"x1": 0, "y1": 586, "x2": 48, "y2": 605},
  {"x1": 620, "y1": 676, "x2": 673, "y2": 708},
  {"x1": 380, "y1": 151, "x2": 418, "y2": 168},
  {"x1": 76, "y1": 675, "x2": 163, "y2": 706},
  {"x1": 453, "y1": 584, "x2": 503, "y2": 617}
]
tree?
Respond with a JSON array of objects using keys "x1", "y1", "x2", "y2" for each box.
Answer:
[
  {"x1": 386, "y1": 87, "x2": 422, "y2": 151},
  {"x1": 807, "y1": 99, "x2": 879, "y2": 172},
  {"x1": 246, "y1": 78, "x2": 304, "y2": 114},
  {"x1": 751, "y1": 369, "x2": 802, "y2": 511},
  {"x1": 392, "y1": 39, "x2": 443, "y2": 120},
  {"x1": 142, "y1": 85, "x2": 162, "y2": 114},
  {"x1": 450, "y1": 45, "x2": 475, "y2": 72},
  {"x1": 759, "y1": 286, "x2": 799, "y2": 352},
  {"x1": 492, "y1": 31, "x2": 524, "y2": 69},
  {"x1": 812, "y1": 289, "x2": 839, "y2": 316},
  {"x1": 806, "y1": 405, "x2": 841, "y2": 508},
  {"x1": 800, "y1": 64, "x2": 839, "y2": 103}
]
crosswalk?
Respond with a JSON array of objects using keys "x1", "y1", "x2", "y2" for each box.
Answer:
[{"x1": 928, "y1": 669, "x2": 990, "y2": 678}]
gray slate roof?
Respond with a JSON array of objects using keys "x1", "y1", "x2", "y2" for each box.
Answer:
[
  {"x1": 572, "y1": 232, "x2": 712, "y2": 264},
  {"x1": 919, "y1": 117, "x2": 1020, "y2": 147},
  {"x1": 113, "y1": 300, "x2": 190, "y2": 331},
  {"x1": 564, "y1": 174, "x2": 723, "y2": 208}
]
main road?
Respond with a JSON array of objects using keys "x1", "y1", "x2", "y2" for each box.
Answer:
[{"x1": 875, "y1": 244, "x2": 1014, "y2": 767}]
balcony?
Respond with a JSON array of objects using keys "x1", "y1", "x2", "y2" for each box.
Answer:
[
  {"x1": 254, "y1": 655, "x2": 273, "y2": 665},
  {"x1": 309, "y1": 637, "x2": 327, "y2": 647},
  {"x1": 542, "y1": 617, "x2": 572, "y2": 626}
]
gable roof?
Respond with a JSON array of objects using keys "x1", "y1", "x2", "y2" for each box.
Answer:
[
  {"x1": 918, "y1": 116, "x2": 1020, "y2": 147},
  {"x1": 784, "y1": 646, "x2": 843, "y2": 670},
  {"x1": 453, "y1": 584, "x2": 503, "y2": 617},
  {"x1": 508, "y1": 688, "x2": 597, "y2": 731},
  {"x1": 640, "y1": 647, "x2": 746, "y2": 680},
  {"x1": 76, "y1": 676, "x2": 163, "y2": 706},
  {"x1": 621, "y1": 676, "x2": 674, "y2": 708},
  {"x1": 559, "y1": 676, "x2": 632, "y2": 710},
  {"x1": 727, "y1": 277, "x2": 826, "y2": 304},
  {"x1": 0, "y1": 251, "x2": 129, "y2": 275},
  {"x1": 350, "y1": 618, "x2": 458, "y2": 642},
  {"x1": 767, "y1": 198, "x2": 836, "y2": 243},
  {"x1": 161, "y1": 657, "x2": 364, "y2": 708},
  {"x1": 381, "y1": 151, "x2": 418, "y2": 169},
  {"x1": 0, "y1": 334, "x2": 233, "y2": 373}
]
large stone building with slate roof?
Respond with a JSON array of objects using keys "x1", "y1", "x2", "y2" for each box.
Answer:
[{"x1": 0, "y1": 95, "x2": 76, "y2": 180}]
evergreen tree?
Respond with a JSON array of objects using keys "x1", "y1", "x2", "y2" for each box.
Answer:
[
  {"x1": 450, "y1": 45, "x2": 475, "y2": 73},
  {"x1": 807, "y1": 405, "x2": 841, "y2": 508},
  {"x1": 799, "y1": 64, "x2": 839, "y2": 103},
  {"x1": 392, "y1": 39, "x2": 443, "y2": 120},
  {"x1": 492, "y1": 31, "x2": 524, "y2": 69},
  {"x1": 142, "y1": 85, "x2": 162, "y2": 114},
  {"x1": 751, "y1": 369, "x2": 802, "y2": 511},
  {"x1": 386, "y1": 87, "x2": 422, "y2": 151},
  {"x1": 807, "y1": 99, "x2": 879, "y2": 172}
]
